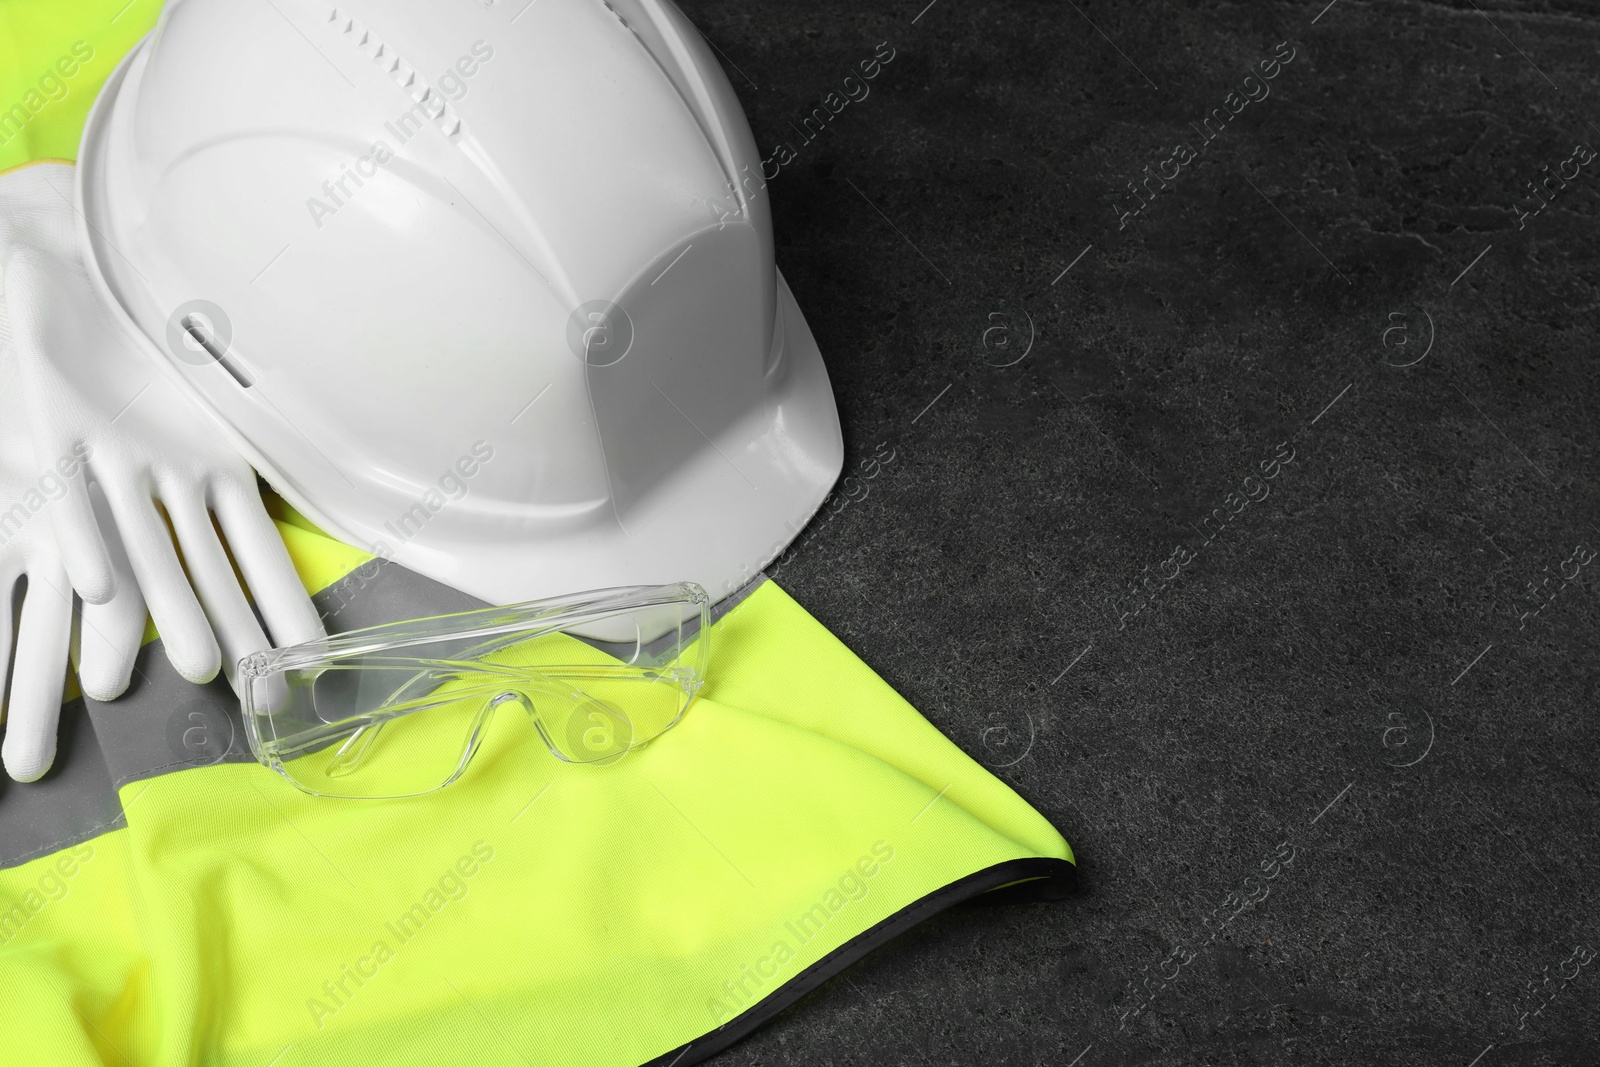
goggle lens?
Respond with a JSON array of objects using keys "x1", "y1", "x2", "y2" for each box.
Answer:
[{"x1": 243, "y1": 587, "x2": 708, "y2": 798}]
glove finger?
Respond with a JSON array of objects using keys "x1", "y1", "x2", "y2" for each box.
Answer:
[
  {"x1": 76, "y1": 496, "x2": 149, "y2": 702},
  {"x1": 45, "y1": 463, "x2": 117, "y2": 606},
  {"x1": 104, "y1": 484, "x2": 221, "y2": 684},
  {"x1": 214, "y1": 486, "x2": 325, "y2": 648},
  {"x1": 77, "y1": 593, "x2": 148, "y2": 703},
  {"x1": 167, "y1": 498, "x2": 269, "y2": 693},
  {"x1": 0, "y1": 563, "x2": 20, "y2": 723},
  {"x1": 2, "y1": 567, "x2": 74, "y2": 782}
]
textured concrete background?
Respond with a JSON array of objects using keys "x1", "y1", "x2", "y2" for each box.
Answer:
[{"x1": 679, "y1": 0, "x2": 1600, "y2": 1063}]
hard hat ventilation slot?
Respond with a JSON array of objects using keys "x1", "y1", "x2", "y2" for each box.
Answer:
[
  {"x1": 326, "y1": 7, "x2": 466, "y2": 143},
  {"x1": 182, "y1": 315, "x2": 253, "y2": 388}
]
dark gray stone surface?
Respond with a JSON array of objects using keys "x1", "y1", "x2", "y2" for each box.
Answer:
[{"x1": 682, "y1": 0, "x2": 1600, "y2": 1062}]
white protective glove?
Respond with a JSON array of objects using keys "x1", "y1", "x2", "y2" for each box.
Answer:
[
  {"x1": 0, "y1": 283, "x2": 148, "y2": 782},
  {"x1": 0, "y1": 163, "x2": 324, "y2": 693}
]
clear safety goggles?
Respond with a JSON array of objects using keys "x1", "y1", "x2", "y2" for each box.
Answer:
[{"x1": 239, "y1": 583, "x2": 710, "y2": 799}]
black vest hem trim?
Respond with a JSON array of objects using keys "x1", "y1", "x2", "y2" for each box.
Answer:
[{"x1": 641, "y1": 856, "x2": 1078, "y2": 1067}]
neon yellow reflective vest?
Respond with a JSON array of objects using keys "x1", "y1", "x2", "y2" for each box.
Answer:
[
  {"x1": 0, "y1": 5, "x2": 1076, "y2": 1064},
  {"x1": 0, "y1": 0, "x2": 154, "y2": 171}
]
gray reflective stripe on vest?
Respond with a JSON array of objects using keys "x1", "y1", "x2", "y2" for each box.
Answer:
[
  {"x1": 0, "y1": 698, "x2": 128, "y2": 870},
  {"x1": 0, "y1": 562, "x2": 766, "y2": 869}
]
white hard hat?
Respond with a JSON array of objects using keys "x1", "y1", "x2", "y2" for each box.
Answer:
[{"x1": 76, "y1": 0, "x2": 842, "y2": 606}]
